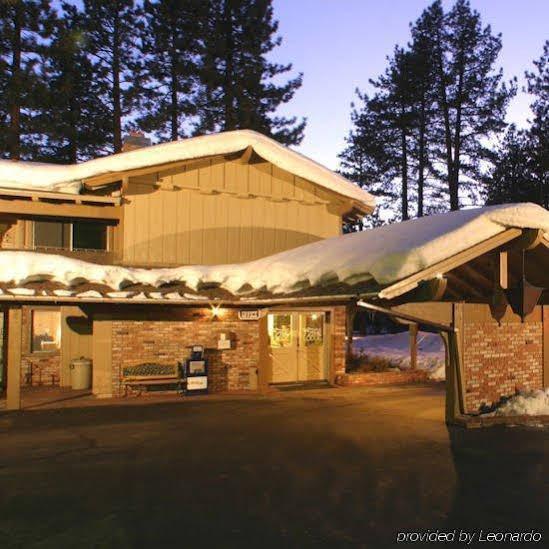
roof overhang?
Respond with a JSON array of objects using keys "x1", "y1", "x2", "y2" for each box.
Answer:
[
  {"x1": 0, "y1": 191, "x2": 121, "y2": 221},
  {"x1": 0, "y1": 130, "x2": 376, "y2": 212}
]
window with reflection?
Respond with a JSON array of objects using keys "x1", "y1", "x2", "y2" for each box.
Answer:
[
  {"x1": 72, "y1": 221, "x2": 107, "y2": 250},
  {"x1": 34, "y1": 221, "x2": 108, "y2": 251},
  {"x1": 33, "y1": 221, "x2": 70, "y2": 249},
  {"x1": 268, "y1": 314, "x2": 293, "y2": 348},
  {"x1": 31, "y1": 309, "x2": 61, "y2": 353},
  {"x1": 303, "y1": 313, "x2": 324, "y2": 346}
]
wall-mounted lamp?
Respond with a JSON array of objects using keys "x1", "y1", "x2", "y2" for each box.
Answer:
[{"x1": 210, "y1": 304, "x2": 224, "y2": 319}]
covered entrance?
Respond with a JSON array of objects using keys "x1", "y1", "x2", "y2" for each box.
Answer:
[{"x1": 267, "y1": 311, "x2": 328, "y2": 383}]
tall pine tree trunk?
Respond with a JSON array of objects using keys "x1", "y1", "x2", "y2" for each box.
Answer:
[
  {"x1": 9, "y1": 4, "x2": 22, "y2": 160},
  {"x1": 401, "y1": 126, "x2": 409, "y2": 220},
  {"x1": 170, "y1": 42, "x2": 179, "y2": 141},
  {"x1": 223, "y1": 0, "x2": 235, "y2": 130},
  {"x1": 451, "y1": 54, "x2": 466, "y2": 211},
  {"x1": 112, "y1": 13, "x2": 122, "y2": 153},
  {"x1": 417, "y1": 101, "x2": 426, "y2": 217},
  {"x1": 434, "y1": 34, "x2": 456, "y2": 210},
  {"x1": 68, "y1": 95, "x2": 78, "y2": 163}
]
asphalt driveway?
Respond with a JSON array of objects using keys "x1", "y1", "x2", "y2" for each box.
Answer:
[{"x1": 0, "y1": 385, "x2": 547, "y2": 548}]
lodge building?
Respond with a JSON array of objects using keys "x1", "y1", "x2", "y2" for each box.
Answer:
[{"x1": 0, "y1": 129, "x2": 548, "y2": 423}]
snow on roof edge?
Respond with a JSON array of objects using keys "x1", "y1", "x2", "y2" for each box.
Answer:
[
  {"x1": 0, "y1": 130, "x2": 375, "y2": 209},
  {"x1": 0, "y1": 203, "x2": 547, "y2": 302}
]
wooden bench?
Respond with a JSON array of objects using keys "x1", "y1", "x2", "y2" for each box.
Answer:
[{"x1": 122, "y1": 363, "x2": 183, "y2": 396}]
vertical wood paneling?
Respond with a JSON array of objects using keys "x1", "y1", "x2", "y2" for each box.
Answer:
[
  {"x1": 202, "y1": 193, "x2": 218, "y2": 263},
  {"x1": 92, "y1": 317, "x2": 112, "y2": 397},
  {"x1": 215, "y1": 190, "x2": 229, "y2": 263},
  {"x1": 175, "y1": 188, "x2": 189, "y2": 264},
  {"x1": 226, "y1": 195, "x2": 241, "y2": 261},
  {"x1": 148, "y1": 185, "x2": 163, "y2": 263},
  {"x1": 189, "y1": 192, "x2": 204, "y2": 263},
  {"x1": 163, "y1": 190, "x2": 178, "y2": 263},
  {"x1": 6, "y1": 307, "x2": 22, "y2": 410},
  {"x1": 122, "y1": 157, "x2": 345, "y2": 266},
  {"x1": 60, "y1": 306, "x2": 92, "y2": 387}
]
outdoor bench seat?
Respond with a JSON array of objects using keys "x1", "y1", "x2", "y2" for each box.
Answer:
[{"x1": 122, "y1": 363, "x2": 183, "y2": 396}]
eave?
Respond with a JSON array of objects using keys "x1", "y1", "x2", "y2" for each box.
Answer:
[{"x1": 0, "y1": 189, "x2": 122, "y2": 221}]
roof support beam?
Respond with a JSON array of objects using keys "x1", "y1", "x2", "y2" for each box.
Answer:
[
  {"x1": 459, "y1": 264, "x2": 493, "y2": 292},
  {"x1": 356, "y1": 300, "x2": 454, "y2": 333},
  {"x1": 499, "y1": 251, "x2": 508, "y2": 289},
  {"x1": 379, "y1": 228, "x2": 523, "y2": 300},
  {"x1": 446, "y1": 273, "x2": 485, "y2": 299}
]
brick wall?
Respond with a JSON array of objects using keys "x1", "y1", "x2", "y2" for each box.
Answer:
[
  {"x1": 21, "y1": 307, "x2": 60, "y2": 386},
  {"x1": 110, "y1": 308, "x2": 259, "y2": 396},
  {"x1": 332, "y1": 306, "x2": 347, "y2": 381},
  {"x1": 462, "y1": 307, "x2": 544, "y2": 412}
]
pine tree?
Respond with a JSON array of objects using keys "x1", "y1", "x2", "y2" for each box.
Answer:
[
  {"x1": 525, "y1": 40, "x2": 548, "y2": 208},
  {"x1": 137, "y1": 0, "x2": 206, "y2": 142},
  {"x1": 339, "y1": 90, "x2": 401, "y2": 226},
  {"x1": 485, "y1": 42, "x2": 549, "y2": 208},
  {"x1": 484, "y1": 127, "x2": 540, "y2": 205},
  {"x1": 0, "y1": 0, "x2": 53, "y2": 159},
  {"x1": 82, "y1": 0, "x2": 143, "y2": 153},
  {"x1": 38, "y1": 2, "x2": 111, "y2": 163},
  {"x1": 196, "y1": 0, "x2": 305, "y2": 146},
  {"x1": 427, "y1": 0, "x2": 515, "y2": 210},
  {"x1": 408, "y1": 10, "x2": 439, "y2": 217},
  {"x1": 340, "y1": 48, "x2": 418, "y2": 222},
  {"x1": 372, "y1": 48, "x2": 417, "y2": 220}
]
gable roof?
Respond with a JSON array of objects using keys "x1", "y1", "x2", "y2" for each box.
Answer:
[
  {"x1": 0, "y1": 130, "x2": 375, "y2": 210},
  {"x1": 0, "y1": 203, "x2": 547, "y2": 305}
]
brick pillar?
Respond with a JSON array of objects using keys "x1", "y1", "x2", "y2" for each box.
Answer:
[{"x1": 332, "y1": 306, "x2": 347, "y2": 383}]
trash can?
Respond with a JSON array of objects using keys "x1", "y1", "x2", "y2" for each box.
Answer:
[{"x1": 70, "y1": 357, "x2": 92, "y2": 390}]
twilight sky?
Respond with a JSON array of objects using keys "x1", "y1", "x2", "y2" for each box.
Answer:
[{"x1": 271, "y1": 0, "x2": 549, "y2": 169}]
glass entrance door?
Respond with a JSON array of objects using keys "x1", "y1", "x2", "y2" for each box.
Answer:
[
  {"x1": 297, "y1": 312, "x2": 325, "y2": 381},
  {"x1": 268, "y1": 312, "x2": 326, "y2": 383}
]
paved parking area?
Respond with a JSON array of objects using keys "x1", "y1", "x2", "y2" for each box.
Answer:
[{"x1": 0, "y1": 384, "x2": 547, "y2": 548}]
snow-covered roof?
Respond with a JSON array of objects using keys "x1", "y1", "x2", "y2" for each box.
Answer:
[
  {"x1": 0, "y1": 130, "x2": 375, "y2": 210},
  {"x1": 0, "y1": 203, "x2": 547, "y2": 303}
]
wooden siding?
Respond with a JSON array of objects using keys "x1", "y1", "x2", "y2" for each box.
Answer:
[
  {"x1": 121, "y1": 156, "x2": 344, "y2": 266},
  {"x1": 92, "y1": 316, "x2": 113, "y2": 398},
  {"x1": 60, "y1": 306, "x2": 93, "y2": 387}
]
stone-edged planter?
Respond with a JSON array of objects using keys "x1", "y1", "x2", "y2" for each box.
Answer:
[{"x1": 336, "y1": 370, "x2": 429, "y2": 387}]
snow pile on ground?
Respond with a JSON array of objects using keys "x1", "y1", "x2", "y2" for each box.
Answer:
[
  {"x1": 0, "y1": 129, "x2": 375, "y2": 207},
  {"x1": 352, "y1": 331, "x2": 446, "y2": 380},
  {"x1": 0, "y1": 203, "x2": 547, "y2": 298},
  {"x1": 491, "y1": 389, "x2": 549, "y2": 416},
  {"x1": 427, "y1": 362, "x2": 446, "y2": 381}
]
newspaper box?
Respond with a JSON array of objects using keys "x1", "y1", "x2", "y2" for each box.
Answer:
[{"x1": 184, "y1": 345, "x2": 208, "y2": 395}]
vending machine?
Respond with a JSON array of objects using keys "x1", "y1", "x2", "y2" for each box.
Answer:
[{"x1": 184, "y1": 345, "x2": 208, "y2": 395}]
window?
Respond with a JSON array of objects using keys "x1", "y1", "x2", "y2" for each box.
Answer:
[
  {"x1": 303, "y1": 313, "x2": 324, "y2": 347},
  {"x1": 33, "y1": 221, "x2": 108, "y2": 251},
  {"x1": 72, "y1": 221, "x2": 107, "y2": 251},
  {"x1": 31, "y1": 309, "x2": 61, "y2": 353},
  {"x1": 33, "y1": 221, "x2": 70, "y2": 249},
  {"x1": 268, "y1": 314, "x2": 293, "y2": 348}
]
